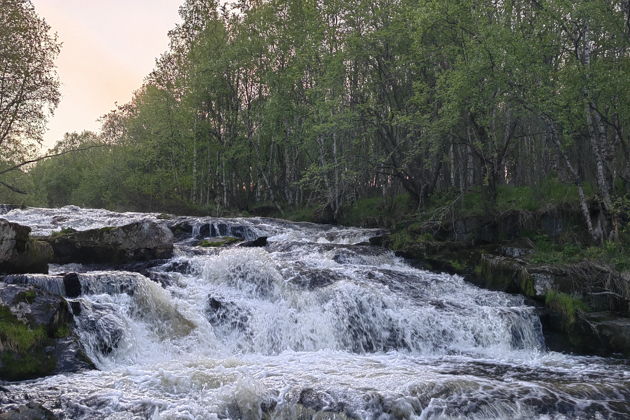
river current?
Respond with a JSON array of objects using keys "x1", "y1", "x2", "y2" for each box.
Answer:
[{"x1": 1, "y1": 206, "x2": 628, "y2": 419}]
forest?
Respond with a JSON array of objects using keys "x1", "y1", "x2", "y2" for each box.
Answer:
[{"x1": 2, "y1": 0, "x2": 630, "y2": 247}]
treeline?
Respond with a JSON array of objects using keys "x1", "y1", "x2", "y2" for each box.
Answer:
[{"x1": 13, "y1": 0, "x2": 630, "y2": 241}]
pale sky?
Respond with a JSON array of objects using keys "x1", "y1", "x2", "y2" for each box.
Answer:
[{"x1": 32, "y1": 0, "x2": 183, "y2": 149}]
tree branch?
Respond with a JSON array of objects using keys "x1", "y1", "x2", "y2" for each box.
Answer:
[
  {"x1": 0, "y1": 145, "x2": 105, "y2": 177},
  {"x1": 0, "y1": 181, "x2": 27, "y2": 194}
]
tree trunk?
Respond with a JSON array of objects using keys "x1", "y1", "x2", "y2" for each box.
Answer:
[{"x1": 547, "y1": 119, "x2": 599, "y2": 243}]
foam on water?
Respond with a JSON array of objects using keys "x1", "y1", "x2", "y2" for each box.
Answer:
[{"x1": 1, "y1": 206, "x2": 629, "y2": 419}]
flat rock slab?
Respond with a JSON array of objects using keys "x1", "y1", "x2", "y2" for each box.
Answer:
[{"x1": 45, "y1": 221, "x2": 174, "y2": 265}]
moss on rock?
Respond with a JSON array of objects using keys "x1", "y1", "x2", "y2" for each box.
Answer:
[
  {"x1": 0, "y1": 305, "x2": 57, "y2": 380},
  {"x1": 478, "y1": 254, "x2": 535, "y2": 297},
  {"x1": 197, "y1": 237, "x2": 240, "y2": 247},
  {"x1": 544, "y1": 291, "x2": 588, "y2": 329},
  {"x1": 0, "y1": 306, "x2": 47, "y2": 352},
  {"x1": 0, "y1": 284, "x2": 94, "y2": 381}
]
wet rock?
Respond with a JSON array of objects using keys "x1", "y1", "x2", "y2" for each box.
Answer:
[
  {"x1": 0, "y1": 219, "x2": 52, "y2": 275},
  {"x1": 479, "y1": 255, "x2": 629, "y2": 313},
  {"x1": 286, "y1": 263, "x2": 340, "y2": 289},
  {"x1": 583, "y1": 313, "x2": 630, "y2": 356},
  {"x1": 63, "y1": 273, "x2": 81, "y2": 298},
  {"x1": 368, "y1": 235, "x2": 387, "y2": 246},
  {"x1": 146, "y1": 271, "x2": 176, "y2": 288},
  {"x1": 51, "y1": 215, "x2": 68, "y2": 225},
  {"x1": 499, "y1": 238, "x2": 535, "y2": 258},
  {"x1": 168, "y1": 221, "x2": 193, "y2": 240},
  {"x1": 206, "y1": 297, "x2": 250, "y2": 333},
  {"x1": 239, "y1": 237, "x2": 267, "y2": 247},
  {"x1": 75, "y1": 300, "x2": 125, "y2": 355},
  {"x1": 390, "y1": 237, "x2": 483, "y2": 277},
  {"x1": 0, "y1": 283, "x2": 94, "y2": 381},
  {"x1": 44, "y1": 221, "x2": 174, "y2": 265},
  {"x1": 0, "y1": 401, "x2": 58, "y2": 420},
  {"x1": 478, "y1": 255, "x2": 534, "y2": 296},
  {"x1": 298, "y1": 389, "x2": 344, "y2": 413},
  {"x1": 159, "y1": 260, "x2": 191, "y2": 274}
]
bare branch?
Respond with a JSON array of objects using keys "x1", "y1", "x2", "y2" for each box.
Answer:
[
  {"x1": 0, "y1": 145, "x2": 105, "y2": 177},
  {"x1": 0, "y1": 180, "x2": 27, "y2": 194}
]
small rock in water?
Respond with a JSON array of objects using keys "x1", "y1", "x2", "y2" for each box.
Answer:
[
  {"x1": 239, "y1": 236, "x2": 267, "y2": 247},
  {"x1": 63, "y1": 273, "x2": 81, "y2": 298},
  {"x1": 0, "y1": 402, "x2": 58, "y2": 420}
]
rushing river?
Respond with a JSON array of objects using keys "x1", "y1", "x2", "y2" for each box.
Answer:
[{"x1": 1, "y1": 206, "x2": 629, "y2": 419}]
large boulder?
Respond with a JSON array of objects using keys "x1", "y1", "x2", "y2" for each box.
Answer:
[
  {"x1": 45, "y1": 221, "x2": 174, "y2": 264},
  {"x1": 0, "y1": 219, "x2": 52, "y2": 274},
  {"x1": 0, "y1": 283, "x2": 93, "y2": 381}
]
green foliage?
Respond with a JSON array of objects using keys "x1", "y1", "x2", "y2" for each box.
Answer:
[
  {"x1": 283, "y1": 206, "x2": 320, "y2": 223},
  {"x1": 13, "y1": 0, "x2": 629, "y2": 248},
  {"x1": 50, "y1": 227, "x2": 77, "y2": 239},
  {"x1": 386, "y1": 224, "x2": 435, "y2": 255},
  {"x1": 448, "y1": 259, "x2": 466, "y2": 272},
  {"x1": 0, "y1": 351, "x2": 55, "y2": 381},
  {"x1": 0, "y1": 306, "x2": 46, "y2": 352},
  {"x1": 339, "y1": 194, "x2": 411, "y2": 228},
  {"x1": 530, "y1": 235, "x2": 630, "y2": 272},
  {"x1": 53, "y1": 324, "x2": 71, "y2": 339},
  {"x1": 424, "y1": 180, "x2": 596, "y2": 220},
  {"x1": 473, "y1": 264, "x2": 483, "y2": 277},
  {"x1": 197, "y1": 237, "x2": 240, "y2": 247},
  {"x1": 545, "y1": 291, "x2": 588, "y2": 327},
  {"x1": 16, "y1": 289, "x2": 37, "y2": 304},
  {"x1": 0, "y1": 0, "x2": 61, "y2": 160}
]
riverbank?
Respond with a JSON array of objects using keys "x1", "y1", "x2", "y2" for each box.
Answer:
[{"x1": 376, "y1": 203, "x2": 630, "y2": 357}]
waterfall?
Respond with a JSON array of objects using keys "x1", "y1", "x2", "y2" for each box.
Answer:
[{"x1": 1, "y1": 206, "x2": 628, "y2": 420}]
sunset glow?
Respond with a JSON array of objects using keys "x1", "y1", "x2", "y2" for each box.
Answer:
[{"x1": 32, "y1": 0, "x2": 182, "y2": 148}]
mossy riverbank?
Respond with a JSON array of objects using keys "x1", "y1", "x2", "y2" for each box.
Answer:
[{"x1": 370, "y1": 187, "x2": 630, "y2": 357}]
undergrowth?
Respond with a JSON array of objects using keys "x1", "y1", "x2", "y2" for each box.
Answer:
[{"x1": 530, "y1": 235, "x2": 630, "y2": 272}]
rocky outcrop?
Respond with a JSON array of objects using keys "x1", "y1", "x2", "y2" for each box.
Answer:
[
  {"x1": 0, "y1": 283, "x2": 93, "y2": 381},
  {"x1": 0, "y1": 402, "x2": 58, "y2": 420},
  {"x1": 386, "y1": 208, "x2": 630, "y2": 357},
  {"x1": 478, "y1": 254, "x2": 630, "y2": 356},
  {"x1": 0, "y1": 219, "x2": 52, "y2": 274},
  {"x1": 44, "y1": 221, "x2": 174, "y2": 265}
]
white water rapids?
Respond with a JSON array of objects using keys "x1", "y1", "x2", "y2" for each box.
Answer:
[{"x1": 1, "y1": 206, "x2": 629, "y2": 419}]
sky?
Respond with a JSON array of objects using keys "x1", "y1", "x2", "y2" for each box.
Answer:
[{"x1": 32, "y1": 0, "x2": 183, "y2": 149}]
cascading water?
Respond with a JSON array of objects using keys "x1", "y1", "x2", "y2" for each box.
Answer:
[{"x1": 1, "y1": 206, "x2": 629, "y2": 419}]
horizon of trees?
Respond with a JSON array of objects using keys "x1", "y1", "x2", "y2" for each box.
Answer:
[{"x1": 2, "y1": 0, "x2": 630, "y2": 243}]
